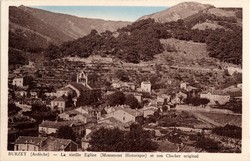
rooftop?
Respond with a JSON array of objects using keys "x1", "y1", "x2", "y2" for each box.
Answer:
[
  {"x1": 58, "y1": 87, "x2": 74, "y2": 92},
  {"x1": 113, "y1": 105, "x2": 143, "y2": 117},
  {"x1": 39, "y1": 120, "x2": 84, "y2": 129},
  {"x1": 15, "y1": 136, "x2": 76, "y2": 151},
  {"x1": 15, "y1": 136, "x2": 47, "y2": 146},
  {"x1": 52, "y1": 96, "x2": 68, "y2": 102},
  {"x1": 141, "y1": 81, "x2": 151, "y2": 84},
  {"x1": 40, "y1": 137, "x2": 73, "y2": 151},
  {"x1": 68, "y1": 82, "x2": 92, "y2": 91}
]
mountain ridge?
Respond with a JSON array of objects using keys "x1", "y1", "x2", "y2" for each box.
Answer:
[
  {"x1": 138, "y1": 2, "x2": 214, "y2": 23},
  {"x1": 18, "y1": 5, "x2": 131, "y2": 39}
]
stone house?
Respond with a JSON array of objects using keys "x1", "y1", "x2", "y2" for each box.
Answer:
[
  {"x1": 39, "y1": 120, "x2": 85, "y2": 137},
  {"x1": 14, "y1": 136, "x2": 77, "y2": 151},
  {"x1": 12, "y1": 77, "x2": 24, "y2": 87},
  {"x1": 105, "y1": 105, "x2": 143, "y2": 123},
  {"x1": 50, "y1": 96, "x2": 69, "y2": 113},
  {"x1": 140, "y1": 81, "x2": 151, "y2": 93},
  {"x1": 200, "y1": 91, "x2": 230, "y2": 105}
]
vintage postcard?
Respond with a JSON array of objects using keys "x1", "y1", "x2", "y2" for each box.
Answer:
[{"x1": 1, "y1": 0, "x2": 250, "y2": 160}]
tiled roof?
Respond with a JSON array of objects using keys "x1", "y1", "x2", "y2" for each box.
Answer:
[
  {"x1": 15, "y1": 136, "x2": 47, "y2": 145},
  {"x1": 64, "y1": 110, "x2": 82, "y2": 115},
  {"x1": 69, "y1": 82, "x2": 92, "y2": 91},
  {"x1": 39, "y1": 120, "x2": 84, "y2": 129},
  {"x1": 113, "y1": 106, "x2": 143, "y2": 117},
  {"x1": 142, "y1": 81, "x2": 151, "y2": 84},
  {"x1": 58, "y1": 87, "x2": 73, "y2": 92},
  {"x1": 40, "y1": 137, "x2": 73, "y2": 151},
  {"x1": 52, "y1": 96, "x2": 68, "y2": 102},
  {"x1": 124, "y1": 92, "x2": 142, "y2": 96}
]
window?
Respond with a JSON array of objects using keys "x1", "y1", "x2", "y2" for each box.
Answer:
[
  {"x1": 123, "y1": 117, "x2": 125, "y2": 121},
  {"x1": 16, "y1": 145, "x2": 19, "y2": 150}
]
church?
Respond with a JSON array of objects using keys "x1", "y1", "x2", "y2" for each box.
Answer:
[{"x1": 51, "y1": 71, "x2": 101, "y2": 112}]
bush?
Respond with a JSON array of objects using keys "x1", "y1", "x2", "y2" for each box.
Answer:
[
  {"x1": 212, "y1": 124, "x2": 241, "y2": 139},
  {"x1": 196, "y1": 137, "x2": 220, "y2": 152}
]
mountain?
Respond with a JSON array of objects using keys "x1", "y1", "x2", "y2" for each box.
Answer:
[
  {"x1": 138, "y1": 2, "x2": 242, "y2": 31},
  {"x1": 9, "y1": 6, "x2": 130, "y2": 54},
  {"x1": 18, "y1": 5, "x2": 131, "y2": 39},
  {"x1": 138, "y1": 2, "x2": 214, "y2": 23},
  {"x1": 9, "y1": 3, "x2": 242, "y2": 66}
]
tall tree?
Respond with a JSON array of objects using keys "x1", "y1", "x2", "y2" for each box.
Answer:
[
  {"x1": 57, "y1": 125, "x2": 76, "y2": 142},
  {"x1": 124, "y1": 94, "x2": 141, "y2": 109},
  {"x1": 88, "y1": 124, "x2": 157, "y2": 152},
  {"x1": 107, "y1": 91, "x2": 126, "y2": 106}
]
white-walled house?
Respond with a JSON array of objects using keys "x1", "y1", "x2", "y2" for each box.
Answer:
[
  {"x1": 50, "y1": 96, "x2": 68, "y2": 113},
  {"x1": 14, "y1": 136, "x2": 78, "y2": 151},
  {"x1": 58, "y1": 109, "x2": 95, "y2": 124},
  {"x1": 14, "y1": 136, "x2": 47, "y2": 151},
  {"x1": 140, "y1": 81, "x2": 151, "y2": 92},
  {"x1": 56, "y1": 87, "x2": 74, "y2": 97},
  {"x1": 157, "y1": 94, "x2": 171, "y2": 105},
  {"x1": 12, "y1": 77, "x2": 24, "y2": 87},
  {"x1": 105, "y1": 105, "x2": 143, "y2": 123},
  {"x1": 139, "y1": 106, "x2": 158, "y2": 117},
  {"x1": 200, "y1": 92, "x2": 230, "y2": 105},
  {"x1": 39, "y1": 120, "x2": 85, "y2": 137}
]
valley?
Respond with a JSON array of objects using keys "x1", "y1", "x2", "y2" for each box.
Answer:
[{"x1": 8, "y1": 2, "x2": 242, "y2": 153}]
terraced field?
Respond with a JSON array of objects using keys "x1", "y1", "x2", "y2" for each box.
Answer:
[{"x1": 196, "y1": 112, "x2": 242, "y2": 127}]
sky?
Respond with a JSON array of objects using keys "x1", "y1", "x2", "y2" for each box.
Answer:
[{"x1": 31, "y1": 6, "x2": 168, "y2": 22}]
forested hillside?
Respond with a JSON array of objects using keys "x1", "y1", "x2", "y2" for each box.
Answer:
[{"x1": 46, "y1": 13, "x2": 242, "y2": 65}]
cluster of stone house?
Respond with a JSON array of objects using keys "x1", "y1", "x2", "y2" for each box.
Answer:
[
  {"x1": 39, "y1": 120, "x2": 85, "y2": 137},
  {"x1": 50, "y1": 71, "x2": 94, "y2": 113},
  {"x1": 14, "y1": 136, "x2": 77, "y2": 151},
  {"x1": 112, "y1": 79, "x2": 152, "y2": 93},
  {"x1": 200, "y1": 91, "x2": 230, "y2": 105},
  {"x1": 58, "y1": 107, "x2": 97, "y2": 124}
]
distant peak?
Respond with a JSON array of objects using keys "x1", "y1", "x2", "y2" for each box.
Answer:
[
  {"x1": 172, "y1": 1, "x2": 214, "y2": 9},
  {"x1": 138, "y1": 1, "x2": 214, "y2": 23}
]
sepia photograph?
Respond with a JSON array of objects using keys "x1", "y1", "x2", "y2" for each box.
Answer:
[{"x1": 2, "y1": 0, "x2": 249, "y2": 159}]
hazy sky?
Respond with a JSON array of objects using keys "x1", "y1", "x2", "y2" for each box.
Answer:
[{"x1": 31, "y1": 6, "x2": 168, "y2": 22}]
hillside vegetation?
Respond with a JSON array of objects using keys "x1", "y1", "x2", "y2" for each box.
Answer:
[
  {"x1": 45, "y1": 15, "x2": 242, "y2": 65},
  {"x1": 8, "y1": 6, "x2": 130, "y2": 65},
  {"x1": 9, "y1": 2, "x2": 242, "y2": 66}
]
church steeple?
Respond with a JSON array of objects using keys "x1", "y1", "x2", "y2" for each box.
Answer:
[{"x1": 76, "y1": 71, "x2": 88, "y2": 86}]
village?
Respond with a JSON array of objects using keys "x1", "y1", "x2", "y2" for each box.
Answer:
[{"x1": 8, "y1": 57, "x2": 242, "y2": 152}]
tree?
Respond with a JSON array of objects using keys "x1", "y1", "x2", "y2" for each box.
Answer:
[
  {"x1": 88, "y1": 127, "x2": 125, "y2": 152},
  {"x1": 107, "y1": 91, "x2": 126, "y2": 106},
  {"x1": 8, "y1": 102, "x2": 21, "y2": 116},
  {"x1": 123, "y1": 123, "x2": 158, "y2": 152},
  {"x1": 23, "y1": 103, "x2": 58, "y2": 123},
  {"x1": 195, "y1": 137, "x2": 220, "y2": 152},
  {"x1": 124, "y1": 94, "x2": 141, "y2": 109},
  {"x1": 77, "y1": 89, "x2": 102, "y2": 106},
  {"x1": 115, "y1": 69, "x2": 129, "y2": 82},
  {"x1": 88, "y1": 73, "x2": 100, "y2": 86},
  {"x1": 23, "y1": 75, "x2": 35, "y2": 88},
  {"x1": 88, "y1": 124, "x2": 157, "y2": 152},
  {"x1": 45, "y1": 44, "x2": 61, "y2": 60},
  {"x1": 212, "y1": 124, "x2": 241, "y2": 139},
  {"x1": 184, "y1": 97, "x2": 209, "y2": 106},
  {"x1": 57, "y1": 125, "x2": 76, "y2": 142},
  {"x1": 31, "y1": 103, "x2": 49, "y2": 112}
]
